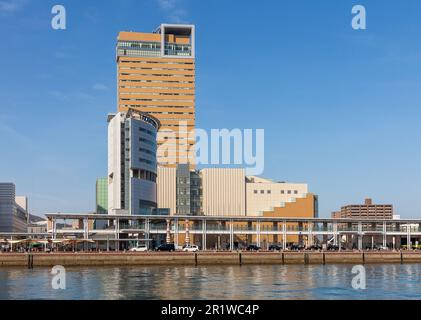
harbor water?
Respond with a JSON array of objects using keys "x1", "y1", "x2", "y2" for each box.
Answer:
[{"x1": 0, "y1": 264, "x2": 420, "y2": 300}]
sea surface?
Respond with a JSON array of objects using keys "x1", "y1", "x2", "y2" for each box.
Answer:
[{"x1": 0, "y1": 264, "x2": 420, "y2": 300}]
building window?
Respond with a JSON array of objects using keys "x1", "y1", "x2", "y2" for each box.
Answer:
[
  {"x1": 260, "y1": 190, "x2": 264, "y2": 194},
  {"x1": 287, "y1": 190, "x2": 291, "y2": 194},
  {"x1": 281, "y1": 190, "x2": 285, "y2": 194},
  {"x1": 267, "y1": 190, "x2": 271, "y2": 194},
  {"x1": 294, "y1": 190, "x2": 298, "y2": 194},
  {"x1": 254, "y1": 190, "x2": 258, "y2": 194}
]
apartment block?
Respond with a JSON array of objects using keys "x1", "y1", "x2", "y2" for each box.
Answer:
[
  {"x1": 116, "y1": 24, "x2": 196, "y2": 167},
  {"x1": 332, "y1": 198, "x2": 393, "y2": 219}
]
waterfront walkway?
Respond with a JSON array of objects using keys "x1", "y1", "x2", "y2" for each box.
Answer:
[{"x1": 1, "y1": 251, "x2": 421, "y2": 268}]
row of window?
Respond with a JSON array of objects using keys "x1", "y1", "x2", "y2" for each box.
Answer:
[
  {"x1": 120, "y1": 92, "x2": 194, "y2": 96},
  {"x1": 139, "y1": 137, "x2": 156, "y2": 146},
  {"x1": 253, "y1": 190, "x2": 299, "y2": 195},
  {"x1": 139, "y1": 158, "x2": 155, "y2": 165},
  {"x1": 120, "y1": 60, "x2": 194, "y2": 66},
  {"x1": 118, "y1": 41, "x2": 191, "y2": 51},
  {"x1": 139, "y1": 147, "x2": 156, "y2": 157},
  {"x1": 120, "y1": 104, "x2": 194, "y2": 110},
  {"x1": 132, "y1": 169, "x2": 157, "y2": 182},
  {"x1": 118, "y1": 49, "x2": 161, "y2": 57},
  {"x1": 120, "y1": 73, "x2": 194, "y2": 78},
  {"x1": 120, "y1": 79, "x2": 194, "y2": 86},
  {"x1": 119, "y1": 66, "x2": 194, "y2": 72},
  {"x1": 120, "y1": 79, "x2": 194, "y2": 84},
  {"x1": 138, "y1": 127, "x2": 155, "y2": 136},
  {"x1": 121, "y1": 98, "x2": 193, "y2": 103}
]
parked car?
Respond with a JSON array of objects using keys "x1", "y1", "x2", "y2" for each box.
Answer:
[
  {"x1": 246, "y1": 245, "x2": 261, "y2": 251},
  {"x1": 156, "y1": 244, "x2": 176, "y2": 252},
  {"x1": 307, "y1": 245, "x2": 322, "y2": 251},
  {"x1": 290, "y1": 244, "x2": 305, "y2": 251},
  {"x1": 183, "y1": 245, "x2": 199, "y2": 252},
  {"x1": 327, "y1": 244, "x2": 346, "y2": 251},
  {"x1": 268, "y1": 244, "x2": 282, "y2": 251},
  {"x1": 130, "y1": 245, "x2": 148, "y2": 252}
]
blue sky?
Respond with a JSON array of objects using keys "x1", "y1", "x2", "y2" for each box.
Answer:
[{"x1": 1, "y1": 0, "x2": 421, "y2": 218}]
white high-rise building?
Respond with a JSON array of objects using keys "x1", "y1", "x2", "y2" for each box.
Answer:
[{"x1": 108, "y1": 109, "x2": 160, "y2": 215}]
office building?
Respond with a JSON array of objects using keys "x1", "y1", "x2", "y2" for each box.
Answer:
[
  {"x1": 157, "y1": 164, "x2": 201, "y2": 215},
  {"x1": 96, "y1": 177, "x2": 108, "y2": 214},
  {"x1": 108, "y1": 109, "x2": 160, "y2": 215},
  {"x1": 0, "y1": 183, "x2": 28, "y2": 233},
  {"x1": 332, "y1": 198, "x2": 393, "y2": 219},
  {"x1": 116, "y1": 24, "x2": 196, "y2": 167}
]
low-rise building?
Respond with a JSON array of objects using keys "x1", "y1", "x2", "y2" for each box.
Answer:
[
  {"x1": 245, "y1": 176, "x2": 309, "y2": 217},
  {"x1": 157, "y1": 166, "x2": 316, "y2": 219},
  {"x1": 332, "y1": 198, "x2": 393, "y2": 219}
]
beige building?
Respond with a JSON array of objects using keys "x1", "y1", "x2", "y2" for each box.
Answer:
[
  {"x1": 246, "y1": 176, "x2": 308, "y2": 216},
  {"x1": 157, "y1": 166, "x2": 315, "y2": 219},
  {"x1": 157, "y1": 166, "x2": 177, "y2": 215},
  {"x1": 201, "y1": 168, "x2": 246, "y2": 216}
]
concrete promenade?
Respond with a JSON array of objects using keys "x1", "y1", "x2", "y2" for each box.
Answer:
[{"x1": 1, "y1": 251, "x2": 421, "y2": 268}]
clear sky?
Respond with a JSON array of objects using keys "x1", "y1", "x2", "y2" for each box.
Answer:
[{"x1": 1, "y1": 0, "x2": 421, "y2": 218}]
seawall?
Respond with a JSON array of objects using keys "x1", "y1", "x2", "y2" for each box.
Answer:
[{"x1": 1, "y1": 252, "x2": 421, "y2": 268}]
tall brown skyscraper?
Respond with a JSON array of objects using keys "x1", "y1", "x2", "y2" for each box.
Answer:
[{"x1": 116, "y1": 24, "x2": 195, "y2": 167}]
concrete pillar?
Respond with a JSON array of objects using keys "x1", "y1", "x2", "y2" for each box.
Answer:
[
  {"x1": 229, "y1": 220, "x2": 234, "y2": 251},
  {"x1": 308, "y1": 222, "x2": 313, "y2": 247},
  {"x1": 382, "y1": 221, "x2": 387, "y2": 248},
  {"x1": 256, "y1": 221, "x2": 261, "y2": 247},
  {"x1": 247, "y1": 221, "x2": 252, "y2": 245},
  {"x1": 202, "y1": 219, "x2": 207, "y2": 251},
  {"x1": 273, "y1": 222, "x2": 279, "y2": 244},
  {"x1": 115, "y1": 218, "x2": 120, "y2": 252},
  {"x1": 217, "y1": 221, "x2": 222, "y2": 250},
  {"x1": 84, "y1": 218, "x2": 89, "y2": 240},
  {"x1": 358, "y1": 222, "x2": 363, "y2": 251},
  {"x1": 407, "y1": 226, "x2": 411, "y2": 250},
  {"x1": 166, "y1": 219, "x2": 171, "y2": 244},
  {"x1": 174, "y1": 219, "x2": 179, "y2": 248},
  {"x1": 323, "y1": 222, "x2": 328, "y2": 244},
  {"x1": 393, "y1": 236, "x2": 396, "y2": 250},
  {"x1": 333, "y1": 222, "x2": 338, "y2": 246},
  {"x1": 185, "y1": 219, "x2": 190, "y2": 246},
  {"x1": 371, "y1": 236, "x2": 374, "y2": 250},
  {"x1": 282, "y1": 221, "x2": 287, "y2": 250},
  {"x1": 298, "y1": 222, "x2": 303, "y2": 246}
]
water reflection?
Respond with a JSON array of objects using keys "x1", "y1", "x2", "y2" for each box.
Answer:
[{"x1": 0, "y1": 264, "x2": 420, "y2": 300}]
